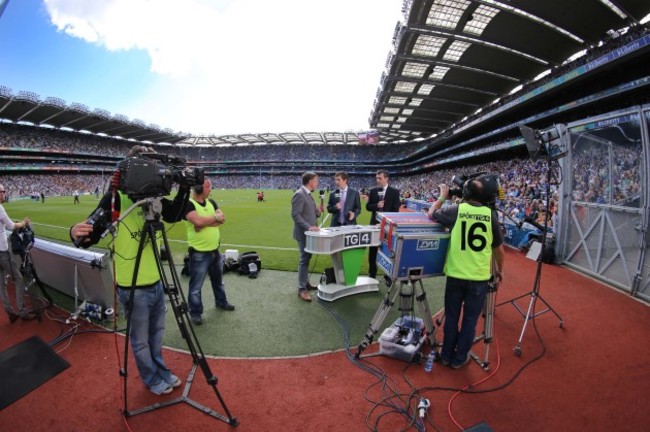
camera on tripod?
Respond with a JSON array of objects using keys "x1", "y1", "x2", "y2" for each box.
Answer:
[
  {"x1": 116, "y1": 153, "x2": 205, "y2": 200},
  {"x1": 448, "y1": 172, "x2": 501, "y2": 208}
]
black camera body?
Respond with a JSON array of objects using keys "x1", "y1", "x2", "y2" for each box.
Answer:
[
  {"x1": 448, "y1": 175, "x2": 467, "y2": 200},
  {"x1": 449, "y1": 172, "x2": 500, "y2": 207},
  {"x1": 117, "y1": 153, "x2": 205, "y2": 200}
]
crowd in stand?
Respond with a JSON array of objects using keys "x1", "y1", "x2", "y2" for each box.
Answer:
[
  {"x1": 0, "y1": 158, "x2": 563, "y2": 228},
  {"x1": 0, "y1": 174, "x2": 105, "y2": 200},
  {"x1": 1, "y1": 133, "x2": 643, "y2": 231},
  {"x1": 1, "y1": 123, "x2": 418, "y2": 162},
  {"x1": 571, "y1": 143, "x2": 642, "y2": 206},
  {"x1": 0, "y1": 123, "x2": 131, "y2": 157}
]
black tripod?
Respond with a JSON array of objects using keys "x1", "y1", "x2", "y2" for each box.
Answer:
[
  {"x1": 497, "y1": 155, "x2": 564, "y2": 356},
  {"x1": 11, "y1": 226, "x2": 52, "y2": 321},
  {"x1": 355, "y1": 269, "x2": 438, "y2": 359},
  {"x1": 117, "y1": 198, "x2": 238, "y2": 426}
]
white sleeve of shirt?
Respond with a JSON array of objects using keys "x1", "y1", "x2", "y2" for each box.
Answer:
[
  {"x1": 0, "y1": 205, "x2": 15, "y2": 231},
  {"x1": 0, "y1": 205, "x2": 14, "y2": 252}
]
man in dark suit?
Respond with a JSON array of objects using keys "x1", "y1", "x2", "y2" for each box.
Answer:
[
  {"x1": 366, "y1": 169, "x2": 401, "y2": 278},
  {"x1": 327, "y1": 171, "x2": 361, "y2": 227},
  {"x1": 291, "y1": 172, "x2": 323, "y2": 302}
]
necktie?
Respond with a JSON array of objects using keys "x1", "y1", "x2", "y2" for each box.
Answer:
[{"x1": 340, "y1": 189, "x2": 346, "y2": 224}]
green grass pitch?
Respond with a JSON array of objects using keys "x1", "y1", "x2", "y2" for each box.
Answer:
[{"x1": 4, "y1": 189, "x2": 375, "y2": 274}]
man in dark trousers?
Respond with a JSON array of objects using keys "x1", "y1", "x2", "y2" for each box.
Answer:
[
  {"x1": 366, "y1": 169, "x2": 401, "y2": 279},
  {"x1": 184, "y1": 177, "x2": 235, "y2": 326},
  {"x1": 428, "y1": 180, "x2": 504, "y2": 369},
  {"x1": 327, "y1": 171, "x2": 361, "y2": 227},
  {"x1": 291, "y1": 172, "x2": 323, "y2": 302}
]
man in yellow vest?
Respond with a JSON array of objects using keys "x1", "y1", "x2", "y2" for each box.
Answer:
[
  {"x1": 183, "y1": 178, "x2": 234, "y2": 325},
  {"x1": 70, "y1": 145, "x2": 190, "y2": 396},
  {"x1": 428, "y1": 179, "x2": 504, "y2": 369}
]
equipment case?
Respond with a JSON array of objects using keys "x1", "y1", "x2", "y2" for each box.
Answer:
[{"x1": 376, "y1": 212, "x2": 450, "y2": 281}]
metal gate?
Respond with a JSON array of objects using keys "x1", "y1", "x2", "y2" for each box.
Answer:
[{"x1": 558, "y1": 106, "x2": 650, "y2": 302}]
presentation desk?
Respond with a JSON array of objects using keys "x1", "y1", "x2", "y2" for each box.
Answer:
[{"x1": 305, "y1": 225, "x2": 380, "y2": 301}]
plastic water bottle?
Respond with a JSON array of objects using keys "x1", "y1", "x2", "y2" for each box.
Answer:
[{"x1": 424, "y1": 351, "x2": 435, "y2": 373}]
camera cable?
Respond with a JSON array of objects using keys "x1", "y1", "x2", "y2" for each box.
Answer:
[{"x1": 316, "y1": 298, "x2": 428, "y2": 432}]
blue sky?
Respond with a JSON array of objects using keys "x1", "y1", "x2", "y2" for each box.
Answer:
[{"x1": 0, "y1": 0, "x2": 400, "y2": 135}]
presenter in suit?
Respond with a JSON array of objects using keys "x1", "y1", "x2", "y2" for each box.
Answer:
[
  {"x1": 291, "y1": 172, "x2": 323, "y2": 302},
  {"x1": 327, "y1": 171, "x2": 361, "y2": 227},
  {"x1": 366, "y1": 169, "x2": 401, "y2": 278}
]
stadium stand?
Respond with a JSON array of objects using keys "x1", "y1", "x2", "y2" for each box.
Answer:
[{"x1": 1, "y1": 0, "x2": 649, "y2": 299}]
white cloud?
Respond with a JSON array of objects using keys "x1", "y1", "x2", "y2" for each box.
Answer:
[{"x1": 43, "y1": 0, "x2": 401, "y2": 135}]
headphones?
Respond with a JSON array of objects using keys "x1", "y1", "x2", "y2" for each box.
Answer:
[{"x1": 463, "y1": 179, "x2": 481, "y2": 201}]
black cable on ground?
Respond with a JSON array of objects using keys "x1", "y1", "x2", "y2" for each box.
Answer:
[
  {"x1": 316, "y1": 298, "x2": 428, "y2": 432},
  {"x1": 317, "y1": 295, "x2": 550, "y2": 431}
]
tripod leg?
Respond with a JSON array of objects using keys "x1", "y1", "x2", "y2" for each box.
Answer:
[
  {"x1": 514, "y1": 293, "x2": 537, "y2": 357},
  {"x1": 120, "y1": 220, "x2": 151, "y2": 415},
  {"x1": 154, "y1": 221, "x2": 238, "y2": 425},
  {"x1": 356, "y1": 281, "x2": 399, "y2": 358},
  {"x1": 413, "y1": 279, "x2": 438, "y2": 347},
  {"x1": 483, "y1": 284, "x2": 496, "y2": 344},
  {"x1": 472, "y1": 283, "x2": 496, "y2": 369}
]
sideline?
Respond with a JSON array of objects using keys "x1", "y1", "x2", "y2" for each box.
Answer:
[{"x1": 31, "y1": 222, "x2": 297, "y2": 251}]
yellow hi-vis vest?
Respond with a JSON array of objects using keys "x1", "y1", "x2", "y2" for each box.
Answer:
[
  {"x1": 444, "y1": 203, "x2": 493, "y2": 281},
  {"x1": 114, "y1": 192, "x2": 161, "y2": 287},
  {"x1": 185, "y1": 198, "x2": 220, "y2": 252}
]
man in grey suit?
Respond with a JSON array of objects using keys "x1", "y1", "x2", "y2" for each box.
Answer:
[
  {"x1": 291, "y1": 172, "x2": 323, "y2": 302},
  {"x1": 327, "y1": 171, "x2": 361, "y2": 227}
]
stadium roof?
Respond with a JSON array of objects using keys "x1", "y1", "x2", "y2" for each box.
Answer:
[
  {"x1": 0, "y1": 85, "x2": 379, "y2": 146},
  {"x1": 2, "y1": 0, "x2": 648, "y2": 147},
  {"x1": 0, "y1": 85, "x2": 189, "y2": 144},
  {"x1": 370, "y1": 0, "x2": 650, "y2": 140}
]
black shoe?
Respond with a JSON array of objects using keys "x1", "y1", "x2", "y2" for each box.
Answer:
[
  {"x1": 190, "y1": 316, "x2": 203, "y2": 326},
  {"x1": 20, "y1": 312, "x2": 36, "y2": 321},
  {"x1": 306, "y1": 283, "x2": 318, "y2": 291},
  {"x1": 216, "y1": 303, "x2": 235, "y2": 311},
  {"x1": 8, "y1": 312, "x2": 19, "y2": 324},
  {"x1": 451, "y1": 354, "x2": 471, "y2": 369}
]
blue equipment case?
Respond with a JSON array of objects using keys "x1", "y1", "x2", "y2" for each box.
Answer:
[{"x1": 376, "y1": 212, "x2": 449, "y2": 281}]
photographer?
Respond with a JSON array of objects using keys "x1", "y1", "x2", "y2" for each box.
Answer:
[
  {"x1": 428, "y1": 180, "x2": 504, "y2": 369},
  {"x1": 0, "y1": 183, "x2": 34, "y2": 323},
  {"x1": 183, "y1": 178, "x2": 235, "y2": 326},
  {"x1": 69, "y1": 145, "x2": 190, "y2": 396}
]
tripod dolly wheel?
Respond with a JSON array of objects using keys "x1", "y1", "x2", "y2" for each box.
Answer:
[{"x1": 514, "y1": 346, "x2": 522, "y2": 357}]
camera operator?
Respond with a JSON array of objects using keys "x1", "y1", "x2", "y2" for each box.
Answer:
[
  {"x1": 427, "y1": 180, "x2": 504, "y2": 369},
  {"x1": 0, "y1": 183, "x2": 34, "y2": 323},
  {"x1": 183, "y1": 178, "x2": 235, "y2": 326},
  {"x1": 69, "y1": 145, "x2": 190, "y2": 396}
]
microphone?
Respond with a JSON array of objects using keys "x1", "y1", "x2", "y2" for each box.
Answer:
[
  {"x1": 74, "y1": 208, "x2": 106, "y2": 248},
  {"x1": 418, "y1": 398, "x2": 430, "y2": 419}
]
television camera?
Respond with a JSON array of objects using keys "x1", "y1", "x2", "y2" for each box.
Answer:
[
  {"x1": 116, "y1": 153, "x2": 205, "y2": 200},
  {"x1": 447, "y1": 172, "x2": 502, "y2": 208}
]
